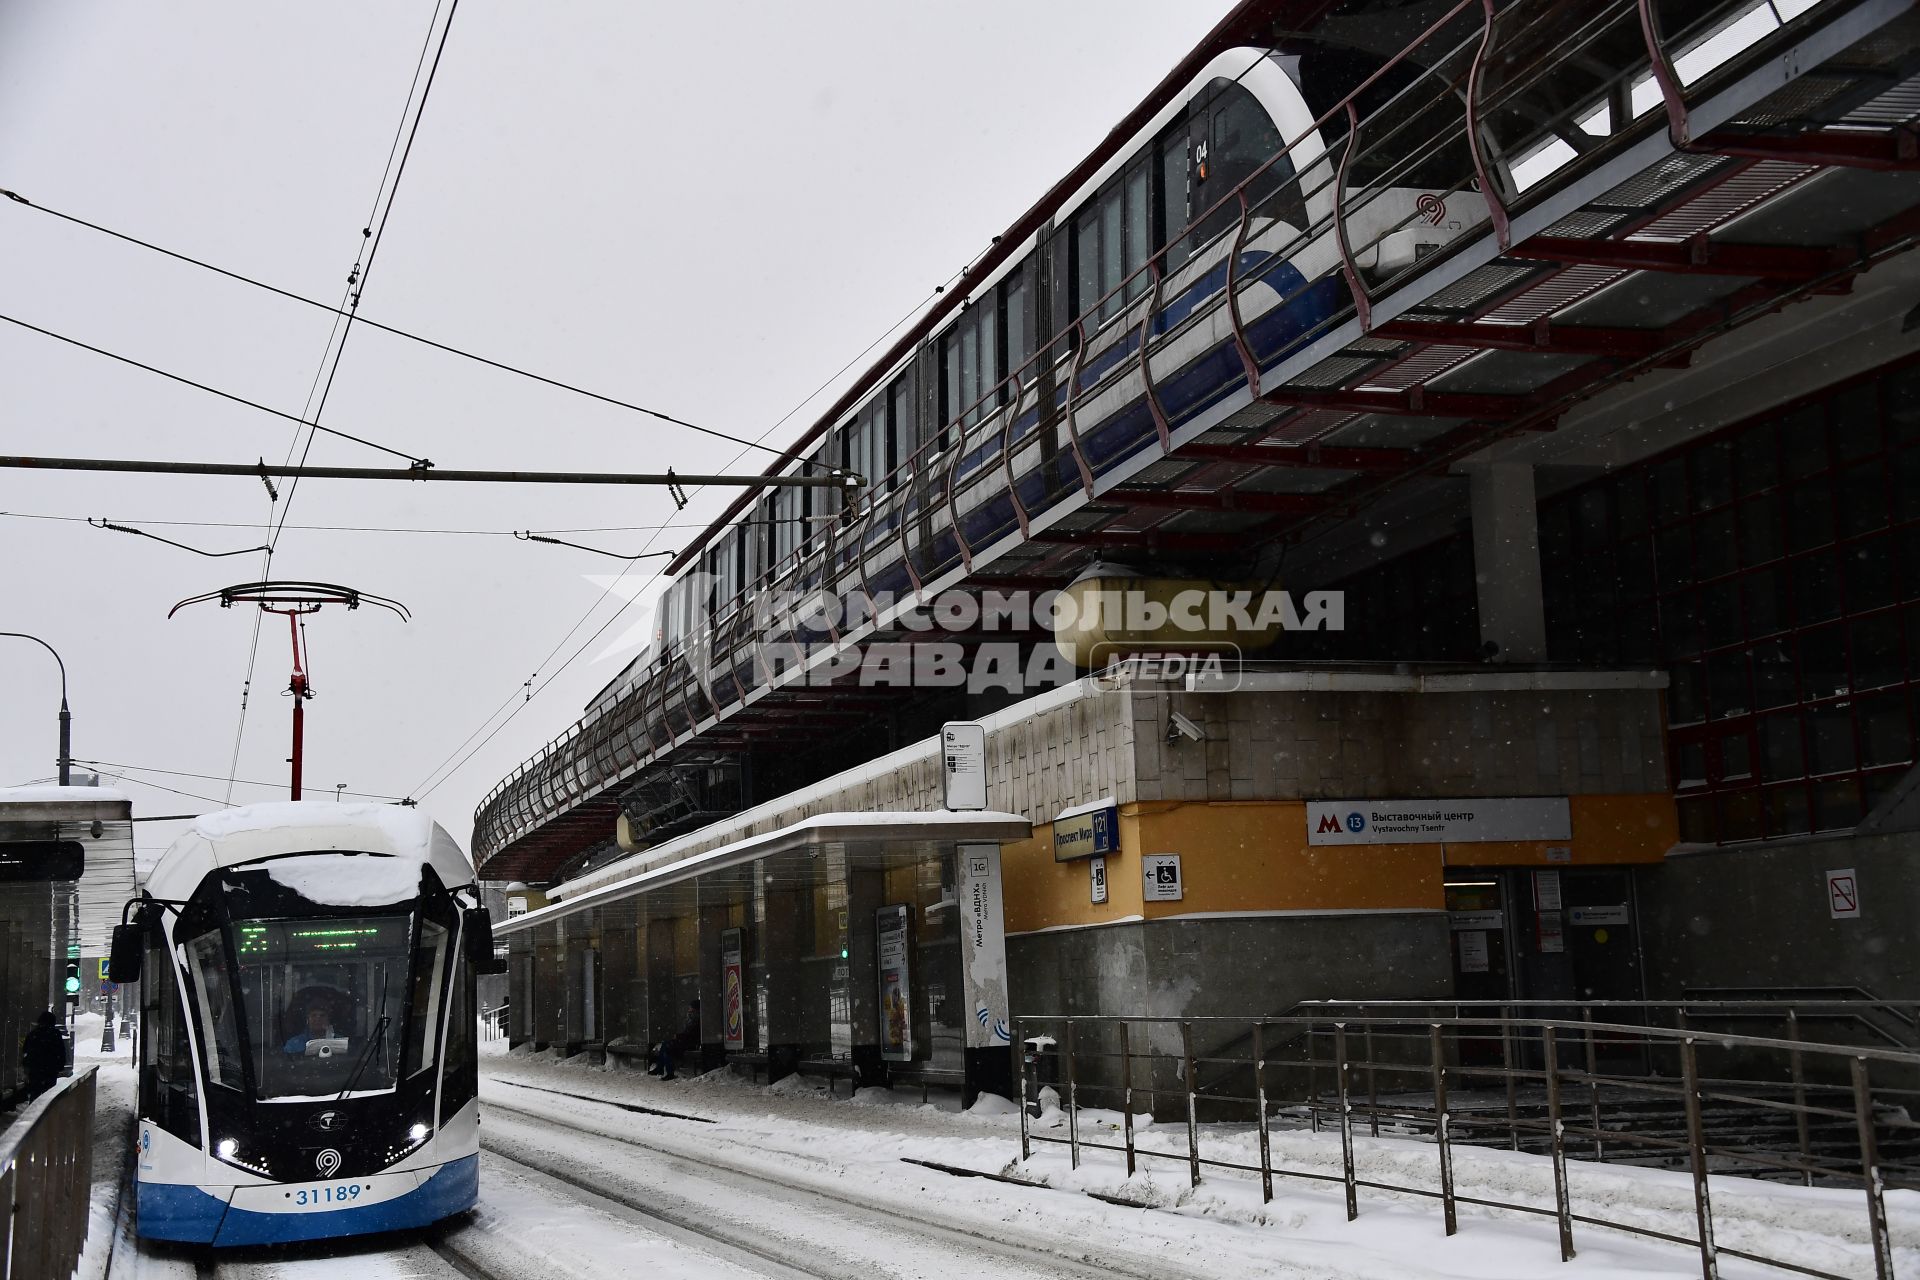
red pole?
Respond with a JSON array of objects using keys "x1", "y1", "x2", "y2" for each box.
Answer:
[{"x1": 284, "y1": 611, "x2": 308, "y2": 801}]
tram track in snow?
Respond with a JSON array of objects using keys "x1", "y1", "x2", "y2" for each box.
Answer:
[{"x1": 478, "y1": 1089, "x2": 1199, "y2": 1279}]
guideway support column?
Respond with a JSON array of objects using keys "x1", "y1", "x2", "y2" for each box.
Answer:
[
  {"x1": 758, "y1": 877, "x2": 807, "y2": 1083},
  {"x1": 1469, "y1": 462, "x2": 1548, "y2": 663}
]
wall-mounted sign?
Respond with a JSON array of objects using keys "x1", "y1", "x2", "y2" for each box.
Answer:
[
  {"x1": 1448, "y1": 910, "x2": 1504, "y2": 931},
  {"x1": 1568, "y1": 904, "x2": 1629, "y2": 927},
  {"x1": 956, "y1": 844, "x2": 1011, "y2": 1048},
  {"x1": 1089, "y1": 856, "x2": 1108, "y2": 904},
  {"x1": 721, "y1": 928, "x2": 745, "y2": 1051},
  {"x1": 1827, "y1": 868, "x2": 1860, "y2": 920},
  {"x1": 1537, "y1": 911, "x2": 1565, "y2": 954},
  {"x1": 1306, "y1": 797, "x2": 1571, "y2": 845},
  {"x1": 1457, "y1": 931, "x2": 1490, "y2": 973},
  {"x1": 1053, "y1": 798, "x2": 1118, "y2": 862},
  {"x1": 876, "y1": 905, "x2": 912, "y2": 1062},
  {"x1": 941, "y1": 722, "x2": 988, "y2": 811},
  {"x1": 1143, "y1": 854, "x2": 1183, "y2": 902}
]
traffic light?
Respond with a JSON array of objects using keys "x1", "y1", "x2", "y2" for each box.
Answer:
[{"x1": 63, "y1": 960, "x2": 81, "y2": 998}]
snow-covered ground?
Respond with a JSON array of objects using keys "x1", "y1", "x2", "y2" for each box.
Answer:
[
  {"x1": 63, "y1": 1024, "x2": 1917, "y2": 1278},
  {"x1": 475, "y1": 1043, "x2": 1918, "y2": 1279}
]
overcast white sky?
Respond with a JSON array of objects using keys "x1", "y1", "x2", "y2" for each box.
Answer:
[{"x1": 0, "y1": 2, "x2": 1230, "y2": 861}]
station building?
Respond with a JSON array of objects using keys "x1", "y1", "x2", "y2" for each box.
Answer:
[{"x1": 481, "y1": 0, "x2": 1920, "y2": 1100}]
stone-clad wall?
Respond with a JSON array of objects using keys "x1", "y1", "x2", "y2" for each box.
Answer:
[
  {"x1": 564, "y1": 676, "x2": 1666, "y2": 898},
  {"x1": 1127, "y1": 686, "x2": 1667, "y2": 803}
]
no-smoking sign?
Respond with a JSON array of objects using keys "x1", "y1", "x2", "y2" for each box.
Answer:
[{"x1": 1827, "y1": 868, "x2": 1860, "y2": 920}]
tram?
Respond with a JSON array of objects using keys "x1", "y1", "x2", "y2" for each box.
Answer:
[{"x1": 113, "y1": 802, "x2": 500, "y2": 1245}]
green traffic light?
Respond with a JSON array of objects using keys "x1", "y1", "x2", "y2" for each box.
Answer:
[{"x1": 63, "y1": 975, "x2": 80, "y2": 995}]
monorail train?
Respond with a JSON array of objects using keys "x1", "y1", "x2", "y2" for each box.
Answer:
[
  {"x1": 113, "y1": 802, "x2": 501, "y2": 1246},
  {"x1": 591, "y1": 40, "x2": 1494, "y2": 718}
]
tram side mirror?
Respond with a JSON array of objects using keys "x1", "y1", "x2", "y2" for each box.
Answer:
[
  {"x1": 464, "y1": 907, "x2": 506, "y2": 974},
  {"x1": 108, "y1": 923, "x2": 144, "y2": 984}
]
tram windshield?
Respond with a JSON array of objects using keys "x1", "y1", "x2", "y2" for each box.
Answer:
[{"x1": 177, "y1": 855, "x2": 458, "y2": 1102}]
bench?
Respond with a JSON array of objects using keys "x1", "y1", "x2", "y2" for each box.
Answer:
[
  {"x1": 604, "y1": 1040, "x2": 649, "y2": 1065},
  {"x1": 888, "y1": 1063, "x2": 965, "y2": 1103},
  {"x1": 727, "y1": 1051, "x2": 771, "y2": 1083},
  {"x1": 796, "y1": 1057, "x2": 861, "y2": 1097}
]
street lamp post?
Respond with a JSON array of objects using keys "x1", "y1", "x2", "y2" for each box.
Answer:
[{"x1": 1, "y1": 632, "x2": 71, "y2": 785}]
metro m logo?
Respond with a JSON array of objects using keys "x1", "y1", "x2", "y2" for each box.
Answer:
[{"x1": 1316, "y1": 813, "x2": 1342, "y2": 834}]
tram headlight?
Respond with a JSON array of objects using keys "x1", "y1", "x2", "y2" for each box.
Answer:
[
  {"x1": 217, "y1": 1138, "x2": 237, "y2": 1159},
  {"x1": 408, "y1": 1124, "x2": 428, "y2": 1143}
]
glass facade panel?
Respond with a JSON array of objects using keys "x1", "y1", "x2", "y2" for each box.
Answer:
[{"x1": 1527, "y1": 357, "x2": 1920, "y2": 843}]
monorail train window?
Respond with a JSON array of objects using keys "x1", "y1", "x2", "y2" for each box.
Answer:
[
  {"x1": 942, "y1": 294, "x2": 997, "y2": 430},
  {"x1": 706, "y1": 531, "x2": 741, "y2": 617},
  {"x1": 1291, "y1": 47, "x2": 1475, "y2": 193},
  {"x1": 142, "y1": 934, "x2": 199, "y2": 1145},
  {"x1": 1194, "y1": 79, "x2": 1304, "y2": 244},
  {"x1": 890, "y1": 376, "x2": 913, "y2": 466},
  {"x1": 773, "y1": 481, "x2": 808, "y2": 565},
  {"x1": 1161, "y1": 127, "x2": 1191, "y2": 271},
  {"x1": 846, "y1": 397, "x2": 889, "y2": 500},
  {"x1": 402, "y1": 920, "x2": 449, "y2": 1078},
  {"x1": 1073, "y1": 156, "x2": 1152, "y2": 326},
  {"x1": 1004, "y1": 269, "x2": 1031, "y2": 386}
]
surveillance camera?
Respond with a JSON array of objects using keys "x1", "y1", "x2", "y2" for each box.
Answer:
[{"x1": 1166, "y1": 711, "x2": 1205, "y2": 744}]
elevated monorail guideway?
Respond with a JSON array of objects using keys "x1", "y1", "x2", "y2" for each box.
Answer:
[{"x1": 473, "y1": 0, "x2": 1920, "y2": 881}]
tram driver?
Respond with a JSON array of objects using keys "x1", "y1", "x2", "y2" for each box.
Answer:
[{"x1": 284, "y1": 999, "x2": 345, "y2": 1055}]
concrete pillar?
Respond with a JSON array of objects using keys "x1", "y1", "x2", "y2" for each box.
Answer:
[
  {"x1": 756, "y1": 876, "x2": 806, "y2": 1081},
  {"x1": 697, "y1": 884, "x2": 730, "y2": 1073},
  {"x1": 1469, "y1": 462, "x2": 1549, "y2": 663},
  {"x1": 842, "y1": 853, "x2": 886, "y2": 1087},
  {"x1": 645, "y1": 910, "x2": 677, "y2": 1051}
]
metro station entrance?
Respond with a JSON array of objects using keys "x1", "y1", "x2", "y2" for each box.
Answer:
[{"x1": 1445, "y1": 868, "x2": 1645, "y2": 1006}]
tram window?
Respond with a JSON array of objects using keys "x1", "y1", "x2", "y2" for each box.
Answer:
[
  {"x1": 402, "y1": 920, "x2": 449, "y2": 1079},
  {"x1": 440, "y1": 949, "x2": 477, "y2": 1115},
  {"x1": 143, "y1": 937, "x2": 199, "y2": 1146},
  {"x1": 185, "y1": 930, "x2": 247, "y2": 1092}
]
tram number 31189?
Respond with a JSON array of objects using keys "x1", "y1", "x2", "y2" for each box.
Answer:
[{"x1": 292, "y1": 1184, "x2": 366, "y2": 1206}]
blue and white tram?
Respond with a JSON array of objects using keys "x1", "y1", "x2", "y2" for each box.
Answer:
[{"x1": 113, "y1": 802, "x2": 500, "y2": 1246}]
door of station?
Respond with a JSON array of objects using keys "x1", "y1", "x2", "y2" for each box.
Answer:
[{"x1": 1447, "y1": 868, "x2": 1644, "y2": 1005}]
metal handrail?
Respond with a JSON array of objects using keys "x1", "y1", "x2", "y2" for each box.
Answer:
[{"x1": 0, "y1": 1066, "x2": 96, "y2": 1280}]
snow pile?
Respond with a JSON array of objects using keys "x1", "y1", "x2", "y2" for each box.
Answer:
[
  {"x1": 262, "y1": 852, "x2": 423, "y2": 906},
  {"x1": 197, "y1": 800, "x2": 432, "y2": 853},
  {"x1": 0, "y1": 784, "x2": 130, "y2": 804}
]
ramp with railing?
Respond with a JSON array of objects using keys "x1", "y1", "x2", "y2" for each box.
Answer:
[
  {"x1": 0, "y1": 1068, "x2": 96, "y2": 1280},
  {"x1": 1014, "y1": 1007, "x2": 1917, "y2": 1280}
]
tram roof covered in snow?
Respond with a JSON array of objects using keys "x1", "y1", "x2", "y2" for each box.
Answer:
[{"x1": 143, "y1": 801, "x2": 474, "y2": 903}]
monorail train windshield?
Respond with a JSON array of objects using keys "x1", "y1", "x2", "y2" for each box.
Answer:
[{"x1": 172, "y1": 854, "x2": 457, "y2": 1104}]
